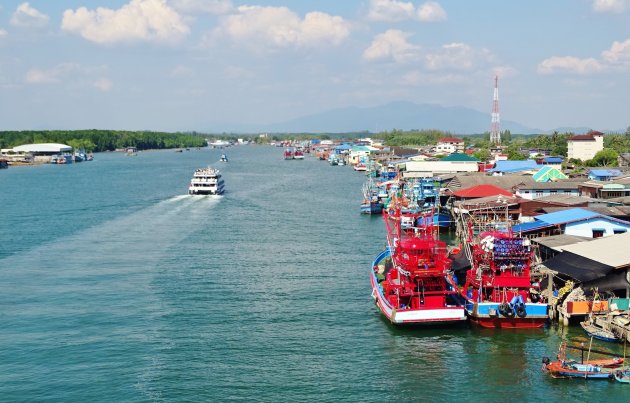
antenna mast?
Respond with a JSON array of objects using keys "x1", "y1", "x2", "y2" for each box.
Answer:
[{"x1": 490, "y1": 75, "x2": 501, "y2": 145}]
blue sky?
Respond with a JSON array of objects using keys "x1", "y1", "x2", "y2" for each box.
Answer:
[{"x1": 1, "y1": 0, "x2": 629, "y2": 132}]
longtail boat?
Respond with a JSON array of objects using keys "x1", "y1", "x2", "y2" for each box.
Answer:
[
  {"x1": 460, "y1": 228, "x2": 548, "y2": 328},
  {"x1": 370, "y1": 208, "x2": 466, "y2": 325},
  {"x1": 543, "y1": 342, "x2": 626, "y2": 379}
]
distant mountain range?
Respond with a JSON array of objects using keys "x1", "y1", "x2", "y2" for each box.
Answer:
[{"x1": 248, "y1": 101, "x2": 539, "y2": 134}]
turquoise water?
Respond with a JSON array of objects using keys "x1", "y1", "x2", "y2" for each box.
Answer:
[{"x1": 0, "y1": 146, "x2": 627, "y2": 401}]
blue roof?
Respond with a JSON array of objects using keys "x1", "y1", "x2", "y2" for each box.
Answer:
[
  {"x1": 534, "y1": 208, "x2": 600, "y2": 225},
  {"x1": 589, "y1": 169, "x2": 622, "y2": 177},
  {"x1": 511, "y1": 221, "x2": 552, "y2": 233},
  {"x1": 489, "y1": 160, "x2": 539, "y2": 172},
  {"x1": 335, "y1": 144, "x2": 352, "y2": 150},
  {"x1": 543, "y1": 157, "x2": 563, "y2": 163}
]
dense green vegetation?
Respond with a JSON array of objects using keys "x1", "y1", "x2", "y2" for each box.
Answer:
[{"x1": 0, "y1": 130, "x2": 208, "y2": 152}]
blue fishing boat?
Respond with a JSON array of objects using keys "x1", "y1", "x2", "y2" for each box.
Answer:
[{"x1": 580, "y1": 321, "x2": 618, "y2": 342}]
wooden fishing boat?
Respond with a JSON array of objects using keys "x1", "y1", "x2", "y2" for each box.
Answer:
[
  {"x1": 580, "y1": 320, "x2": 619, "y2": 343},
  {"x1": 369, "y1": 208, "x2": 466, "y2": 325},
  {"x1": 614, "y1": 370, "x2": 630, "y2": 383},
  {"x1": 460, "y1": 229, "x2": 548, "y2": 328},
  {"x1": 543, "y1": 342, "x2": 625, "y2": 379}
]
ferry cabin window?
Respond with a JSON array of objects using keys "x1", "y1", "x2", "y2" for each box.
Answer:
[{"x1": 592, "y1": 229, "x2": 605, "y2": 238}]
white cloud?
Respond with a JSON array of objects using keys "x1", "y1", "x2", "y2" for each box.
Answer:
[
  {"x1": 169, "y1": 0, "x2": 233, "y2": 14},
  {"x1": 0, "y1": 29, "x2": 8, "y2": 38},
  {"x1": 425, "y1": 43, "x2": 491, "y2": 70},
  {"x1": 10, "y1": 2, "x2": 50, "y2": 28},
  {"x1": 25, "y1": 63, "x2": 81, "y2": 84},
  {"x1": 366, "y1": 0, "x2": 446, "y2": 22},
  {"x1": 537, "y1": 56, "x2": 605, "y2": 74},
  {"x1": 417, "y1": 1, "x2": 447, "y2": 22},
  {"x1": 93, "y1": 78, "x2": 113, "y2": 91},
  {"x1": 601, "y1": 38, "x2": 630, "y2": 65},
  {"x1": 62, "y1": 0, "x2": 190, "y2": 45},
  {"x1": 592, "y1": 0, "x2": 626, "y2": 13},
  {"x1": 215, "y1": 6, "x2": 350, "y2": 49},
  {"x1": 367, "y1": 0, "x2": 415, "y2": 21},
  {"x1": 363, "y1": 29, "x2": 420, "y2": 63}
]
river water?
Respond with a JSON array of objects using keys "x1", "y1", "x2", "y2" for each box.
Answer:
[{"x1": 0, "y1": 146, "x2": 627, "y2": 401}]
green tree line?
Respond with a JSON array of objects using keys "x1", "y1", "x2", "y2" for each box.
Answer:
[{"x1": 0, "y1": 130, "x2": 208, "y2": 152}]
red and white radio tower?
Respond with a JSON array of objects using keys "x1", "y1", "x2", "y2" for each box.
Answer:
[{"x1": 490, "y1": 75, "x2": 501, "y2": 145}]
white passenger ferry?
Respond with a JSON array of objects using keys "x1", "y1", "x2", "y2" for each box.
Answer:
[{"x1": 188, "y1": 167, "x2": 225, "y2": 195}]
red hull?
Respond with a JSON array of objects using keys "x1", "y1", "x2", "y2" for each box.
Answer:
[{"x1": 469, "y1": 316, "x2": 547, "y2": 329}]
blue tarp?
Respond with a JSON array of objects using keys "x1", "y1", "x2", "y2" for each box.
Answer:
[{"x1": 543, "y1": 157, "x2": 563, "y2": 163}]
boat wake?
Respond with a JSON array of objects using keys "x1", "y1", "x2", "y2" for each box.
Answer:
[{"x1": 1, "y1": 195, "x2": 221, "y2": 272}]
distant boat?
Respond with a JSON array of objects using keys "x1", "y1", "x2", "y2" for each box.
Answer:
[
  {"x1": 220, "y1": 154, "x2": 229, "y2": 162},
  {"x1": 209, "y1": 140, "x2": 230, "y2": 148},
  {"x1": 188, "y1": 167, "x2": 225, "y2": 195},
  {"x1": 126, "y1": 147, "x2": 138, "y2": 156}
]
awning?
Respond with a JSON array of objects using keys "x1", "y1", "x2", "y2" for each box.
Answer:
[
  {"x1": 543, "y1": 251, "x2": 613, "y2": 283},
  {"x1": 582, "y1": 269, "x2": 630, "y2": 292}
]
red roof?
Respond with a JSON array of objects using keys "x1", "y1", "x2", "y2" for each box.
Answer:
[
  {"x1": 569, "y1": 134, "x2": 595, "y2": 141},
  {"x1": 453, "y1": 184, "x2": 513, "y2": 198},
  {"x1": 438, "y1": 137, "x2": 464, "y2": 143},
  {"x1": 477, "y1": 163, "x2": 496, "y2": 172}
]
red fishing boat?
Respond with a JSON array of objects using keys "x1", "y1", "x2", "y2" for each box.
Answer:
[
  {"x1": 283, "y1": 148, "x2": 294, "y2": 160},
  {"x1": 460, "y1": 228, "x2": 548, "y2": 328},
  {"x1": 370, "y1": 208, "x2": 466, "y2": 325}
]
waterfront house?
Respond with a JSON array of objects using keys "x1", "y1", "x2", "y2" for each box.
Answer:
[
  {"x1": 579, "y1": 176, "x2": 630, "y2": 199},
  {"x1": 511, "y1": 208, "x2": 630, "y2": 238},
  {"x1": 515, "y1": 179, "x2": 582, "y2": 200},
  {"x1": 588, "y1": 169, "x2": 622, "y2": 181},
  {"x1": 1, "y1": 143, "x2": 72, "y2": 164},
  {"x1": 541, "y1": 232, "x2": 630, "y2": 295},
  {"x1": 567, "y1": 131, "x2": 604, "y2": 161}
]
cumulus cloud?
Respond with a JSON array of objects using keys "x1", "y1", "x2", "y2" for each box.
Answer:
[
  {"x1": 10, "y1": 2, "x2": 50, "y2": 28},
  {"x1": 425, "y1": 43, "x2": 491, "y2": 70},
  {"x1": 62, "y1": 0, "x2": 190, "y2": 45},
  {"x1": 366, "y1": 0, "x2": 446, "y2": 22},
  {"x1": 169, "y1": 0, "x2": 233, "y2": 14},
  {"x1": 537, "y1": 56, "x2": 605, "y2": 75},
  {"x1": 417, "y1": 1, "x2": 447, "y2": 21},
  {"x1": 601, "y1": 38, "x2": 630, "y2": 65},
  {"x1": 214, "y1": 6, "x2": 350, "y2": 49},
  {"x1": 363, "y1": 29, "x2": 420, "y2": 63},
  {"x1": 93, "y1": 78, "x2": 113, "y2": 91},
  {"x1": 592, "y1": 0, "x2": 626, "y2": 13}
]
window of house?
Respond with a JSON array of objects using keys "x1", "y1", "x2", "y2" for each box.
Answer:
[
  {"x1": 592, "y1": 229, "x2": 605, "y2": 238},
  {"x1": 613, "y1": 228, "x2": 627, "y2": 234},
  {"x1": 535, "y1": 191, "x2": 543, "y2": 197}
]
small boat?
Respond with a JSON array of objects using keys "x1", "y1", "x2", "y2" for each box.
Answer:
[
  {"x1": 220, "y1": 154, "x2": 229, "y2": 162},
  {"x1": 0, "y1": 159, "x2": 9, "y2": 169},
  {"x1": 614, "y1": 370, "x2": 630, "y2": 383},
  {"x1": 293, "y1": 149, "x2": 305, "y2": 160},
  {"x1": 283, "y1": 148, "x2": 294, "y2": 160},
  {"x1": 370, "y1": 208, "x2": 466, "y2": 325},
  {"x1": 188, "y1": 167, "x2": 225, "y2": 195},
  {"x1": 580, "y1": 321, "x2": 618, "y2": 343},
  {"x1": 543, "y1": 342, "x2": 625, "y2": 379},
  {"x1": 126, "y1": 147, "x2": 138, "y2": 156},
  {"x1": 354, "y1": 163, "x2": 367, "y2": 171}
]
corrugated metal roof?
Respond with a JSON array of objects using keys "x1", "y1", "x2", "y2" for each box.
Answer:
[
  {"x1": 512, "y1": 221, "x2": 552, "y2": 233},
  {"x1": 534, "y1": 208, "x2": 599, "y2": 224},
  {"x1": 589, "y1": 169, "x2": 622, "y2": 177},
  {"x1": 532, "y1": 234, "x2": 594, "y2": 251},
  {"x1": 490, "y1": 160, "x2": 539, "y2": 172},
  {"x1": 561, "y1": 232, "x2": 630, "y2": 268}
]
